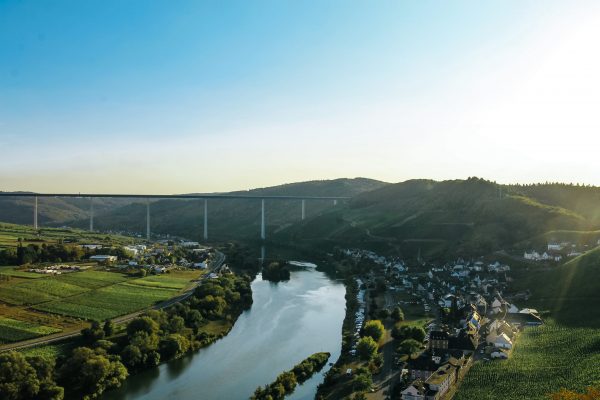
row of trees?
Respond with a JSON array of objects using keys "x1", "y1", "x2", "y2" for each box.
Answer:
[
  {"x1": 0, "y1": 243, "x2": 133, "y2": 266},
  {"x1": 0, "y1": 274, "x2": 253, "y2": 400},
  {"x1": 251, "y1": 352, "x2": 330, "y2": 400}
]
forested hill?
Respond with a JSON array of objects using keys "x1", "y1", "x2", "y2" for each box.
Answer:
[
  {"x1": 274, "y1": 178, "x2": 600, "y2": 259},
  {"x1": 0, "y1": 194, "x2": 132, "y2": 226},
  {"x1": 63, "y1": 178, "x2": 388, "y2": 240}
]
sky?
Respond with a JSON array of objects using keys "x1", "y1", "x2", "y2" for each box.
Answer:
[{"x1": 1, "y1": 0, "x2": 600, "y2": 194}]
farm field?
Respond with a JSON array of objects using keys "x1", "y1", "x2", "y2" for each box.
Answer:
[
  {"x1": 0, "y1": 268, "x2": 202, "y2": 329},
  {"x1": 455, "y1": 322, "x2": 600, "y2": 400},
  {"x1": 34, "y1": 283, "x2": 178, "y2": 320},
  {"x1": 0, "y1": 222, "x2": 136, "y2": 250},
  {"x1": 0, "y1": 316, "x2": 62, "y2": 344}
]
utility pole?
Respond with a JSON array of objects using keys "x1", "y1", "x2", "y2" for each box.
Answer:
[
  {"x1": 33, "y1": 196, "x2": 38, "y2": 230},
  {"x1": 203, "y1": 198, "x2": 208, "y2": 241},
  {"x1": 146, "y1": 199, "x2": 150, "y2": 240},
  {"x1": 89, "y1": 197, "x2": 94, "y2": 232},
  {"x1": 261, "y1": 199, "x2": 265, "y2": 240}
]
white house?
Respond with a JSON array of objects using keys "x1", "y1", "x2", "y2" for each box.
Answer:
[
  {"x1": 487, "y1": 332, "x2": 513, "y2": 349},
  {"x1": 90, "y1": 255, "x2": 117, "y2": 263},
  {"x1": 491, "y1": 349, "x2": 508, "y2": 359},
  {"x1": 507, "y1": 304, "x2": 519, "y2": 314},
  {"x1": 491, "y1": 298, "x2": 502, "y2": 314},
  {"x1": 548, "y1": 242, "x2": 563, "y2": 251}
]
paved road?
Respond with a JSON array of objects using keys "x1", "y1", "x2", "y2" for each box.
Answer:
[{"x1": 0, "y1": 251, "x2": 225, "y2": 352}]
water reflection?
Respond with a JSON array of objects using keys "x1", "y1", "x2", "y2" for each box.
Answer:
[{"x1": 104, "y1": 267, "x2": 345, "y2": 400}]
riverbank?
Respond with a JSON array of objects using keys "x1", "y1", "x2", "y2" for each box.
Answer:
[
  {"x1": 0, "y1": 272, "x2": 253, "y2": 400},
  {"x1": 103, "y1": 267, "x2": 346, "y2": 400}
]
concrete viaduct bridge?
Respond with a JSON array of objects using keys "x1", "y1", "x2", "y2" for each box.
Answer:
[{"x1": 0, "y1": 193, "x2": 349, "y2": 241}]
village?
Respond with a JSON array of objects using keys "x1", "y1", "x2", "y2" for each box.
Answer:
[
  {"x1": 26, "y1": 241, "x2": 218, "y2": 277},
  {"x1": 339, "y1": 247, "x2": 543, "y2": 400}
]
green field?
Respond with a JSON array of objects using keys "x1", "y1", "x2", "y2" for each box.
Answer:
[
  {"x1": 0, "y1": 268, "x2": 200, "y2": 323},
  {"x1": 34, "y1": 283, "x2": 178, "y2": 320},
  {"x1": 0, "y1": 317, "x2": 61, "y2": 344},
  {"x1": 455, "y1": 322, "x2": 600, "y2": 400},
  {"x1": 0, "y1": 222, "x2": 136, "y2": 250}
]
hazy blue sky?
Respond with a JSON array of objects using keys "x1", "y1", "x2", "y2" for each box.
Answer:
[{"x1": 1, "y1": 0, "x2": 600, "y2": 193}]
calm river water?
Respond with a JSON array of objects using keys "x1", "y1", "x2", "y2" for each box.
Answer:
[{"x1": 104, "y1": 267, "x2": 346, "y2": 400}]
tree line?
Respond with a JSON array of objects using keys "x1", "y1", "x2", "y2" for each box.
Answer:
[
  {"x1": 0, "y1": 242, "x2": 133, "y2": 266},
  {"x1": 0, "y1": 273, "x2": 253, "y2": 400},
  {"x1": 250, "y1": 352, "x2": 330, "y2": 400}
]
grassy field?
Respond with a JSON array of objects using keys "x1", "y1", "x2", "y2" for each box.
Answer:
[
  {"x1": 0, "y1": 317, "x2": 62, "y2": 344},
  {"x1": 455, "y1": 322, "x2": 600, "y2": 400},
  {"x1": 0, "y1": 267, "x2": 203, "y2": 328},
  {"x1": 0, "y1": 222, "x2": 136, "y2": 250},
  {"x1": 34, "y1": 283, "x2": 178, "y2": 320}
]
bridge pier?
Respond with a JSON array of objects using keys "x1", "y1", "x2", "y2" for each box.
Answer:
[
  {"x1": 333, "y1": 199, "x2": 337, "y2": 206},
  {"x1": 301, "y1": 199, "x2": 305, "y2": 220},
  {"x1": 146, "y1": 199, "x2": 150, "y2": 240},
  {"x1": 203, "y1": 198, "x2": 208, "y2": 240},
  {"x1": 33, "y1": 196, "x2": 38, "y2": 229},
  {"x1": 89, "y1": 197, "x2": 94, "y2": 232},
  {"x1": 261, "y1": 199, "x2": 265, "y2": 240}
]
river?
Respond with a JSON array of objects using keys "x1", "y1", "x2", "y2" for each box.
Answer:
[{"x1": 104, "y1": 266, "x2": 346, "y2": 400}]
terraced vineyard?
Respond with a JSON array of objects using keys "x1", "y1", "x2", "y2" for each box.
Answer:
[
  {"x1": 455, "y1": 322, "x2": 600, "y2": 400},
  {"x1": 0, "y1": 316, "x2": 61, "y2": 344}
]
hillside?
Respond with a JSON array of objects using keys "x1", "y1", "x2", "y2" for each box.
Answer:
[
  {"x1": 511, "y1": 246, "x2": 600, "y2": 327},
  {"x1": 64, "y1": 178, "x2": 387, "y2": 240},
  {"x1": 0, "y1": 193, "x2": 132, "y2": 226},
  {"x1": 274, "y1": 178, "x2": 599, "y2": 259}
]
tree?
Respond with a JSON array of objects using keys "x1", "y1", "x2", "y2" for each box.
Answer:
[
  {"x1": 81, "y1": 321, "x2": 105, "y2": 343},
  {"x1": 352, "y1": 373, "x2": 372, "y2": 392},
  {"x1": 397, "y1": 339, "x2": 423, "y2": 357},
  {"x1": 362, "y1": 320, "x2": 385, "y2": 342},
  {"x1": 58, "y1": 347, "x2": 128, "y2": 399},
  {"x1": 126, "y1": 316, "x2": 159, "y2": 338},
  {"x1": 391, "y1": 307, "x2": 404, "y2": 322},
  {"x1": 103, "y1": 320, "x2": 115, "y2": 337},
  {"x1": 168, "y1": 316, "x2": 186, "y2": 334},
  {"x1": 159, "y1": 334, "x2": 190, "y2": 361},
  {"x1": 0, "y1": 352, "x2": 41, "y2": 400},
  {"x1": 378, "y1": 308, "x2": 390, "y2": 320},
  {"x1": 357, "y1": 336, "x2": 378, "y2": 361}
]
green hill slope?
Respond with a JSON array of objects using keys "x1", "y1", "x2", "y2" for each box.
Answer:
[
  {"x1": 65, "y1": 178, "x2": 387, "y2": 240},
  {"x1": 0, "y1": 194, "x2": 132, "y2": 226},
  {"x1": 511, "y1": 246, "x2": 600, "y2": 327},
  {"x1": 274, "y1": 178, "x2": 597, "y2": 259}
]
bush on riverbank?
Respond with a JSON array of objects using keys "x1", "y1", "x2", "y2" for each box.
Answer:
[
  {"x1": 251, "y1": 352, "x2": 330, "y2": 400},
  {"x1": 261, "y1": 261, "x2": 291, "y2": 282}
]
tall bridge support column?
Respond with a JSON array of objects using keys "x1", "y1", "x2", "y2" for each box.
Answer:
[
  {"x1": 33, "y1": 196, "x2": 38, "y2": 229},
  {"x1": 146, "y1": 199, "x2": 150, "y2": 240},
  {"x1": 261, "y1": 199, "x2": 265, "y2": 240},
  {"x1": 333, "y1": 199, "x2": 337, "y2": 206},
  {"x1": 203, "y1": 199, "x2": 208, "y2": 241},
  {"x1": 301, "y1": 199, "x2": 306, "y2": 220},
  {"x1": 89, "y1": 197, "x2": 94, "y2": 232}
]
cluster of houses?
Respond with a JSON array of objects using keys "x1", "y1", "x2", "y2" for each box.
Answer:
[
  {"x1": 342, "y1": 249, "x2": 545, "y2": 399},
  {"x1": 343, "y1": 248, "x2": 408, "y2": 273},
  {"x1": 402, "y1": 297, "x2": 541, "y2": 400},
  {"x1": 85, "y1": 240, "x2": 213, "y2": 274},
  {"x1": 524, "y1": 241, "x2": 588, "y2": 262},
  {"x1": 349, "y1": 278, "x2": 367, "y2": 357},
  {"x1": 27, "y1": 264, "x2": 91, "y2": 275}
]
